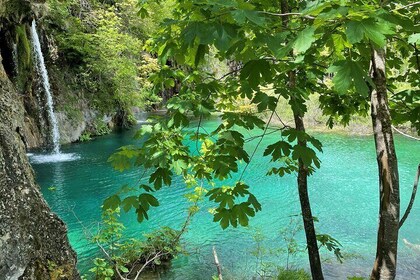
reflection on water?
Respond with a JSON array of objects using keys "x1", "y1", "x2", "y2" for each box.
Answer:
[{"x1": 30, "y1": 122, "x2": 420, "y2": 279}]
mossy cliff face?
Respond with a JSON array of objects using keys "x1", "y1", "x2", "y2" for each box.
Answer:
[
  {"x1": 0, "y1": 0, "x2": 115, "y2": 149},
  {"x1": 0, "y1": 47, "x2": 80, "y2": 280},
  {"x1": 0, "y1": 0, "x2": 31, "y2": 23},
  {"x1": 0, "y1": 2, "x2": 79, "y2": 279},
  {"x1": 0, "y1": 0, "x2": 48, "y2": 149}
]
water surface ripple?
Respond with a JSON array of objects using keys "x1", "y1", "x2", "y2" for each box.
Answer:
[{"x1": 32, "y1": 122, "x2": 420, "y2": 279}]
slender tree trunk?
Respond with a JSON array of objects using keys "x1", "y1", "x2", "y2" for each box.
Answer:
[
  {"x1": 370, "y1": 47, "x2": 400, "y2": 280},
  {"x1": 280, "y1": 0, "x2": 324, "y2": 278},
  {"x1": 293, "y1": 111, "x2": 324, "y2": 280}
]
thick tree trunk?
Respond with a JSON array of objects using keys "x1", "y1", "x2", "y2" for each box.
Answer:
[
  {"x1": 0, "y1": 45, "x2": 79, "y2": 279},
  {"x1": 370, "y1": 47, "x2": 400, "y2": 280}
]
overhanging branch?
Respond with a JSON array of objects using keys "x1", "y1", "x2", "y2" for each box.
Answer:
[{"x1": 399, "y1": 164, "x2": 420, "y2": 228}]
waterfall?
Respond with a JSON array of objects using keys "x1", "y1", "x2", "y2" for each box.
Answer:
[
  {"x1": 30, "y1": 20, "x2": 61, "y2": 154},
  {"x1": 134, "y1": 111, "x2": 150, "y2": 124},
  {"x1": 12, "y1": 43, "x2": 18, "y2": 75}
]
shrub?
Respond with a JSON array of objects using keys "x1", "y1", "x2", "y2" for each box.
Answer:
[{"x1": 277, "y1": 268, "x2": 311, "y2": 280}]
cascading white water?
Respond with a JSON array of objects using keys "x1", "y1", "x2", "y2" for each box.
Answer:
[
  {"x1": 28, "y1": 20, "x2": 80, "y2": 163},
  {"x1": 12, "y1": 43, "x2": 18, "y2": 74},
  {"x1": 30, "y1": 19, "x2": 61, "y2": 154}
]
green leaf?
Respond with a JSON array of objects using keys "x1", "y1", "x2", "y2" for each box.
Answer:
[
  {"x1": 408, "y1": 33, "x2": 420, "y2": 44},
  {"x1": 346, "y1": 18, "x2": 394, "y2": 47},
  {"x1": 136, "y1": 207, "x2": 148, "y2": 223},
  {"x1": 139, "y1": 184, "x2": 154, "y2": 192},
  {"x1": 240, "y1": 60, "x2": 272, "y2": 89},
  {"x1": 214, "y1": 24, "x2": 237, "y2": 51},
  {"x1": 138, "y1": 7, "x2": 149, "y2": 18},
  {"x1": 121, "y1": 196, "x2": 139, "y2": 212},
  {"x1": 327, "y1": 60, "x2": 369, "y2": 95},
  {"x1": 213, "y1": 209, "x2": 231, "y2": 229},
  {"x1": 119, "y1": 266, "x2": 129, "y2": 273},
  {"x1": 292, "y1": 145, "x2": 317, "y2": 167},
  {"x1": 103, "y1": 195, "x2": 121, "y2": 210},
  {"x1": 293, "y1": 26, "x2": 316, "y2": 53},
  {"x1": 232, "y1": 10, "x2": 265, "y2": 26},
  {"x1": 248, "y1": 194, "x2": 262, "y2": 212},
  {"x1": 139, "y1": 193, "x2": 160, "y2": 207},
  {"x1": 331, "y1": 33, "x2": 352, "y2": 55},
  {"x1": 264, "y1": 140, "x2": 292, "y2": 161},
  {"x1": 266, "y1": 33, "x2": 291, "y2": 59},
  {"x1": 252, "y1": 91, "x2": 277, "y2": 111},
  {"x1": 108, "y1": 146, "x2": 139, "y2": 172},
  {"x1": 149, "y1": 167, "x2": 173, "y2": 189},
  {"x1": 195, "y1": 44, "x2": 208, "y2": 67},
  {"x1": 172, "y1": 159, "x2": 188, "y2": 175}
]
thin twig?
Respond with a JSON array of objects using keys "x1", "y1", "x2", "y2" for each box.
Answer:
[
  {"x1": 217, "y1": 67, "x2": 243, "y2": 81},
  {"x1": 244, "y1": 127, "x2": 285, "y2": 143},
  {"x1": 259, "y1": 11, "x2": 315, "y2": 20},
  {"x1": 395, "y1": 1, "x2": 420, "y2": 10},
  {"x1": 392, "y1": 125, "x2": 420, "y2": 141},
  {"x1": 196, "y1": 113, "x2": 203, "y2": 153},
  {"x1": 132, "y1": 251, "x2": 166, "y2": 280},
  {"x1": 275, "y1": 111, "x2": 291, "y2": 128},
  {"x1": 239, "y1": 95, "x2": 282, "y2": 181}
]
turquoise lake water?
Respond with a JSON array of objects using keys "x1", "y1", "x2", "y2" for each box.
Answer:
[{"x1": 31, "y1": 121, "x2": 420, "y2": 279}]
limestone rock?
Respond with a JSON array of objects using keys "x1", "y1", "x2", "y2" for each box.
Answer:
[{"x1": 0, "y1": 40, "x2": 79, "y2": 279}]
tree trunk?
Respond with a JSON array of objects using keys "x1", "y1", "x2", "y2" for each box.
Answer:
[
  {"x1": 280, "y1": 0, "x2": 324, "y2": 277},
  {"x1": 0, "y1": 34, "x2": 80, "y2": 279},
  {"x1": 370, "y1": 47, "x2": 400, "y2": 280},
  {"x1": 293, "y1": 111, "x2": 324, "y2": 280}
]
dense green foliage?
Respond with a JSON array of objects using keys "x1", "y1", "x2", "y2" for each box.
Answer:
[
  {"x1": 101, "y1": 0, "x2": 418, "y2": 278},
  {"x1": 44, "y1": 0, "x2": 170, "y2": 119},
  {"x1": 107, "y1": 0, "x2": 418, "y2": 231}
]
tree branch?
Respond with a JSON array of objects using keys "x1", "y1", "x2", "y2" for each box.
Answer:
[
  {"x1": 212, "y1": 246, "x2": 223, "y2": 280},
  {"x1": 238, "y1": 94, "x2": 282, "y2": 181},
  {"x1": 399, "y1": 164, "x2": 420, "y2": 228},
  {"x1": 396, "y1": 1, "x2": 420, "y2": 10},
  {"x1": 259, "y1": 11, "x2": 315, "y2": 20},
  {"x1": 392, "y1": 125, "x2": 420, "y2": 141}
]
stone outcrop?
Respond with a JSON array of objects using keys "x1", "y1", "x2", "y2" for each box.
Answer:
[
  {"x1": 0, "y1": 1, "x2": 79, "y2": 278},
  {"x1": 0, "y1": 46, "x2": 79, "y2": 280}
]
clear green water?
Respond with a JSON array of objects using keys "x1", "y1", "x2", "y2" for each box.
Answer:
[{"x1": 31, "y1": 121, "x2": 420, "y2": 279}]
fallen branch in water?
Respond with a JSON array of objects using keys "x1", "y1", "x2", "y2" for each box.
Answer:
[{"x1": 213, "y1": 246, "x2": 223, "y2": 280}]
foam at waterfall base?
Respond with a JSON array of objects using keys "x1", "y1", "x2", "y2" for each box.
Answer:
[{"x1": 29, "y1": 152, "x2": 80, "y2": 164}]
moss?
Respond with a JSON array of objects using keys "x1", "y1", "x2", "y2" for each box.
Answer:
[
  {"x1": 47, "y1": 260, "x2": 74, "y2": 280},
  {"x1": 14, "y1": 24, "x2": 32, "y2": 92},
  {"x1": 0, "y1": 0, "x2": 32, "y2": 23},
  {"x1": 57, "y1": 100, "x2": 84, "y2": 125}
]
